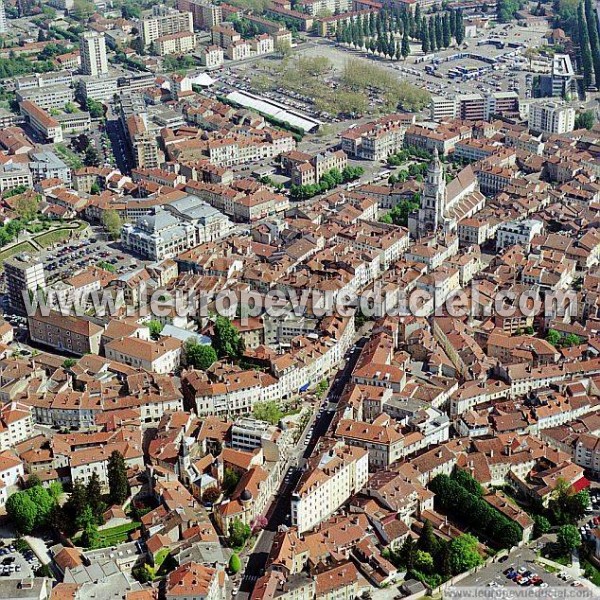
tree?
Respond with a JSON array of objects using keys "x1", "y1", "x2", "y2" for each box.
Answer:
[
  {"x1": 564, "y1": 333, "x2": 581, "y2": 347},
  {"x1": 253, "y1": 401, "x2": 284, "y2": 425},
  {"x1": 442, "y1": 13, "x2": 451, "y2": 47},
  {"x1": 402, "y1": 30, "x2": 410, "y2": 58},
  {"x1": 229, "y1": 553, "x2": 242, "y2": 574},
  {"x1": 84, "y1": 145, "x2": 101, "y2": 167},
  {"x1": 67, "y1": 481, "x2": 89, "y2": 531},
  {"x1": 86, "y1": 473, "x2": 103, "y2": 522},
  {"x1": 72, "y1": 0, "x2": 95, "y2": 21},
  {"x1": 398, "y1": 535, "x2": 415, "y2": 570},
  {"x1": 223, "y1": 468, "x2": 241, "y2": 495},
  {"x1": 421, "y1": 24, "x2": 430, "y2": 54},
  {"x1": 557, "y1": 524, "x2": 581, "y2": 554},
  {"x1": 185, "y1": 340, "x2": 217, "y2": 370},
  {"x1": 90, "y1": 182, "x2": 101, "y2": 195},
  {"x1": 25, "y1": 486, "x2": 54, "y2": 528},
  {"x1": 13, "y1": 194, "x2": 40, "y2": 222},
  {"x1": 81, "y1": 519, "x2": 100, "y2": 549},
  {"x1": 86, "y1": 98, "x2": 104, "y2": 119},
  {"x1": 584, "y1": 0, "x2": 600, "y2": 86},
  {"x1": 449, "y1": 534, "x2": 482, "y2": 574},
  {"x1": 546, "y1": 328, "x2": 561, "y2": 348},
  {"x1": 6, "y1": 492, "x2": 37, "y2": 534},
  {"x1": 451, "y1": 467, "x2": 483, "y2": 497},
  {"x1": 148, "y1": 320, "x2": 163, "y2": 340},
  {"x1": 575, "y1": 110, "x2": 595, "y2": 129},
  {"x1": 414, "y1": 549, "x2": 434, "y2": 573},
  {"x1": 102, "y1": 209, "x2": 122, "y2": 240},
  {"x1": 578, "y1": 2, "x2": 594, "y2": 89},
  {"x1": 455, "y1": 9, "x2": 465, "y2": 46},
  {"x1": 25, "y1": 474, "x2": 42, "y2": 489},
  {"x1": 228, "y1": 518, "x2": 251, "y2": 548},
  {"x1": 417, "y1": 520, "x2": 438, "y2": 556},
  {"x1": 202, "y1": 487, "x2": 221, "y2": 505},
  {"x1": 548, "y1": 478, "x2": 590, "y2": 524},
  {"x1": 533, "y1": 514, "x2": 551, "y2": 538},
  {"x1": 107, "y1": 450, "x2": 129, "y2": 505},
  {"x1": 213, "y1": 316, "x2": 244, "y2": 360}
]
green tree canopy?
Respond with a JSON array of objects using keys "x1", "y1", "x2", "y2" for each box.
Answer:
[
  {"x1": 557, "y1": 524, "x2": 581, "y2": 553},
  {"x1": 449, "y1": 534, "x2": 482, "y2": 574},
  {"x1": 229, "y1": 553, "x2": 242, "y2": 573},
  {"x1": 253, "y1": 401, "x2": 284, "y2": 425},
  {"x1": 213, "y1": 316, "x2": 244, "y2": 360},
  {"x1": 102, "y1": 209, "x2": 122, "y2": 240},
  {"x1": 185, "y1": 340, "x2": 217, "y2": 370},
  {"x1": 107, "y1": 450, "x2": 129, "y2": 505}
]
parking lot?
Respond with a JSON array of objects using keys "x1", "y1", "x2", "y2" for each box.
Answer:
[
  {"x1": 0, "y1": 542, "x2": 37, "y2": 580},
  {"x1": 40, "y1": 233, "x2": 140, "y2": 284},
  {"x1": 454, "y1": 546, "x2": 576, "y2": 593}
]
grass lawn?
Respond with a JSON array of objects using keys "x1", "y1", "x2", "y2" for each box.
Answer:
[
  {"x1": 33, "y1": 222, "x2": 88, "y2": 248},
  {"x1": 582, "y1": 559, "x2": 600, "y2": 586},
  {"x1": 0, "y1": 241, "x2": 37, "y2": 266},
  {"x1": 96, "y1": 521, "x2": 140, "y2": 547},
  {"x1": 54, "y1": 144, "x2": 83, "y2": 169},
  {"x1": 76, "y1": 521, "x2": 141, "y2": 549}
]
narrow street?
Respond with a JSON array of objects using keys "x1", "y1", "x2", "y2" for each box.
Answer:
[{"x1": 237, "y1": 335, "x2": 367, "y2": 599}]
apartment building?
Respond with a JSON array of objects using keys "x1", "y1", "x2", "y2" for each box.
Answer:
[
  {"x1": 166, "y1": 562, "x2": 227, "y2": 600},
  {"x1": 177, "y1": 0, "x2": 222, "y2": 30},
  {"x1": 139, "y1": 6, "x2": 194, "y2": 47},
  {"x1": 529, "y1": 102, "x2": 575, "y2": 135},
  {"x1": 80, "y1": 31, "x2": 108, "y2": 77},
  {"x1": 291, "y1": 442, "x2": 368, "y2": 533},
  {"x1": 69, "y1": 442, "x2": 144, "y2": 490},
  {"x1": 0, "y1": 452, "x2": 24, "y2": 506},
  {"x1": 340, "y1": 114, "x2": 415, "y2": 161},
  {"x1": 430, "y1": 96, "x2": 457, "y2": 121},
  {"x1": 154, "y1": 31, "x2": 196, "y2": 56},
  {"x1": 16, "y1": 84, "x2": 75, "y2": 111},
  {"x1": 20, "y1": 100, "x2": 63, "y2": 143},
  {"x1": 28, "y1": 151, "x2": 71, "y2": 185},
  {"x1": 5, "y1": 254, "x2": 45, "y2": 314},
  {"x1": 199, "y1": 45, "x2": 224, "y2": 69},
  {"x1": 335, "y1": 415, "x2": 404, "y2": 468},
  {"x1": 282, "y1": 149, "x2": 347, "y2": 186},
  {"x1": 496, "y1": 219, "x2": 544, "y2": 251},
  {"x1": 0, "y1": 163, "x2": 33, "y2": 195},
  {"x1": 0, "y1": 405, "x2": 34, "y2": 451},
  {"x1": 226, "y1": 39, "x2": 252, "y2": 61},
  {"x1": 574, "y1": 434, "x2": 600, "y2": 475},
  {"x1": 104, "y1": 336, "x2": 182, "y2": 374},
  {"x1": 457, "y1": 94, "x2": 486, "y2": 121},
  {"x1": 126, "y1": 113, "x2": 160, "y2": 169},
  {"x1": 28, "y1": 311, "x2": 103, "y2": 355}
]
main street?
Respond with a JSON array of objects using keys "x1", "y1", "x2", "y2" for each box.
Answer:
[{"x1": 236, "y1": 335, "x2": 367, "y2": 599}]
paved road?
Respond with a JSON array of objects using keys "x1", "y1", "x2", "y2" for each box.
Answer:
[
  {"x1": 105, "y1": 103, "x2": 133, "y2": 175},
  {"x1": 237, "y1": 336, "x2": 366, "y2": 600}
]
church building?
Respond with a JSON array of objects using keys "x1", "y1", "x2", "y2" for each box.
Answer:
[{"x1": 409, "y1": 149, "x2": 486, "y2": 239}]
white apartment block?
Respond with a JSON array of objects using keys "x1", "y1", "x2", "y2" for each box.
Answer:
[
  {"x1": 0, "y1": 163, "x2": 33, "y2": 195},
  {"x1": 200, "y1": 45, "x2": 224, "y2": 69},
  {"x1": 0, "y1": 452, "x2": 24, "y2": 506},
  {"x1": 154, "y1": 31, "x2": 196, "y2": 56},
  {"x1": 291, "y1": 443, "x2": 368, "y2": 533},
  {"x1": 496, "y1": 219, "x2": 544, "y2": 251},
  {"x1": 0, "y1": 406, "x2": 34, "y2": 451},
  {"x1": 529, "y1": 102, "x2": 575, "y2": 135},
  {"x1": 139, "y1": 6, "x2": 194, "y2": 47},
  {"x1": 80, "y1": 31, "x2": 108, "y2": 77},
  {"x1": 16, "y1": 85, "x2": 75, "y2": 111}
]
